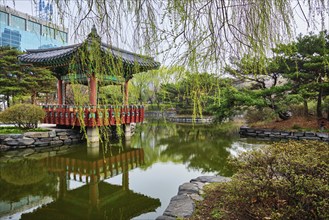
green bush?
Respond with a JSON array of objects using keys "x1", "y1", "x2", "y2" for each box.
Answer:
[
  {"x1": 208, "y1": 141, "x2": 329, "y2": 219},
  {"x1": 0, "y1": 104, "x2": 45, "y2": 129},
  {"x1": 290, "y1": 104, "x2": 306, "y2": 117},
  {"x1": 245, "y1": 107, "x2": 276, "y2": 123}
]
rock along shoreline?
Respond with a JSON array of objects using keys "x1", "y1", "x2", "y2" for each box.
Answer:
[{"x1": 157, "y1": 176, "x2": 231, "y2": 220}]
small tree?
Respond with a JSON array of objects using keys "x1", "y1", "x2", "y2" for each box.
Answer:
[{"x1": 0, "y1": 104, "x2": 45, "y2": 129}]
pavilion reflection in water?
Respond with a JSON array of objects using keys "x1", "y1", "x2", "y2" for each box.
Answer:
[{"x1": 20, "y1": 147, "x2": 160, "y2": 220}]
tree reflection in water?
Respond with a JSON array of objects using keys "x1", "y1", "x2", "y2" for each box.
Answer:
[{"x1": 131, "y1": 121, "x2": 243, "y2": 176}]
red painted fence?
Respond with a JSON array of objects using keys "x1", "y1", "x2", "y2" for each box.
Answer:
[{"x1": 42, "y1": 105, "x2": 145, "y2": 127}]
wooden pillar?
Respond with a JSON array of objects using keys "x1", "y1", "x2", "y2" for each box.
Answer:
[
  {"x1": 124, "y1": 80, "x2": 129, "y2": 105},
  {"x1": 87, "y1": 74, "x2": 99, "y2": 147},
  {"x1": 57, "y1": 79, "x2": 63, "y2": 105}
]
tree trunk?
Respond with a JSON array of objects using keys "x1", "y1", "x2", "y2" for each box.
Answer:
[
  {"x1": 317, "y1": 87, "x2": 323, "y2": 118},
  {"x1": 31, "y1": 91, "x2": 37, "y2": 105},
  {"x1": 303, "y1": 98, "x2": 309, "y2": 117},
  {"x1": 6, "y1": 94, "x2": 10, "y2": 108}
]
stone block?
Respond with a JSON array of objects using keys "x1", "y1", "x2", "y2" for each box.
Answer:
[
  {"x1": 24, "y1": 132, "x2": 49, "y2": 138},
  {"x1": 178, "y1": 183, "x2": 199, "y2": 195},
  {"x1": 257, "y1": 133, "x2": 268, "y2": 137},
  {"x1": 59, "y1": 135, "x2": 69, "y2": 140},
  {"x1": 50, "y1": 140, "x2": 63, "y2": 146},
  {"x1": 64, "y1": 139, "x2": 72, "y2": 144},
  {"x1": 9, "y1": 134, "x2": 23, "y2": 139},
  {"x1": 305, "y1": 132, "x2": 316, "y2": 137},
  {"x1": 49, "y1": 130, "x2": 56, "y2": 138},
  {"x1": 191, "y1": 176, "x2": 231, "y2": 183},
  {"x1": 163, "y1": 195, "x2": 195, "y2": 218},
  {"x1": 280, "y1": 132, "x2": 290, "y2": 136},
  {"x1": 271, "y1": 131, "x2": 281, "y2": 135},
  {"x1": 156, "y1": 215, "x2": 176, "y2": 220},
  {"x1": 56, "y1": 131, "x2": 68, "y2": 136},
  {"x1": 316, "y1": 133, "x2": 329, "y2": 139},
  {"x1": 4, "y1": 138, "x2": 19, "y2": 146},
  {"x1": 17, "y1": 137, "x2": 35, "y2": 146},
  {"x1": 240, "y1": 126, "x2": 249, "y2": 130},
  {"x1": 52, "y1": 137, "x2": 59, "y2": 141},
  {"x1": 38, "y1": 137, "x2": 53, "y2": 142},
  {"x1": 293, "y1": 132, "x2": 305, "y2": 137}
]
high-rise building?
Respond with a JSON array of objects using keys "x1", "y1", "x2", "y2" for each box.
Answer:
[{"x1": 0, "y1": 5, "x2": 68, "y2": 51}]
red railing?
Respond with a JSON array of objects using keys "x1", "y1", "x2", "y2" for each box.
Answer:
[{"x1": 41, "y1": 105, "x2": 145, "y2": 127}]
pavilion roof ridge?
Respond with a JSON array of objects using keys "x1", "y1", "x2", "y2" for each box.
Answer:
[
  {"x1": 101, "y1": 42, "x2": 156, "y2": 61},
  {"x1": 24, "y1": 43, "x2": 82, "y2": 53}
]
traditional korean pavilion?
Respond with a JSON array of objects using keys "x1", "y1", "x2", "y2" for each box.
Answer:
[{"x1": 18, "y1": 26, "x2": 160, "y2": 146}]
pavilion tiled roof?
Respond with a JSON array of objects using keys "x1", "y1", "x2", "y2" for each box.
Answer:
[
  {"x1": 18, "y1": 27, "x2": 160, "y2": 72},
  {"x1": 18, "y1": 43, "x2": 160, "y2": 69}
]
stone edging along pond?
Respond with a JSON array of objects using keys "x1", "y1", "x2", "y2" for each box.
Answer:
[
  {"x1": 0, "y1": 128, "x2": 84, "y2": 153},
  {"x1": 239, "y1": 126, "x2": 329, "y2": 142},
  {"x1": 157, "y1": 176, "x2": 231, "y2": 220}
]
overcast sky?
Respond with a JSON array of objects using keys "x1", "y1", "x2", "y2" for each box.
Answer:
[{"x1": 2, "y1": 0, "x2": 328, "y2": 68}]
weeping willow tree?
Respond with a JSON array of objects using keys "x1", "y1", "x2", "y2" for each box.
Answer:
[
  {"x1": 12, "y1": 0, "x2": 329, "y2": 123},
  {"x1": 36, "y1": 0, "x2": 329, "y2": 69}
]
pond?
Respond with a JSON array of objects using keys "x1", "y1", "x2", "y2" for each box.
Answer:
[{"x1": 0, "y1": 121, "x2": 269, "y2": 220}]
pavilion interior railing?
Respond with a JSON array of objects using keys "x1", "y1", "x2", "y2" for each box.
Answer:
[{"x1": 41, "y1": 104, "x2": 145, "y2": 126}]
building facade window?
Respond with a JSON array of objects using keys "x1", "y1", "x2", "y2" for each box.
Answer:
[
  {"x1": 10, "y1": 15, "x2": 26, "y2": 30},
  {"x1": 55, "y1": 30, "x2": 67, "y2": 43},
  {"x1": 1, "y1": 7, "x2": 67, "y2": 50},
  {"x1": 0, "y1": 11, "x2": 9, "y2": 25},
  {"x1": 42, "y1": 26, "x2": 54, "y2": 39},
  {"x1": 27, "y1": 21, "x2": 41, "y2": 35},
  {"x1": 1, "y1": 28, "x2": 22, "y2": 49}
]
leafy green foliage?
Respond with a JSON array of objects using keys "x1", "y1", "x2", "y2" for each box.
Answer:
[
  {"x1": 245, "y1": 107, "x2": 276, "y2": 124},
  {"x1": 0, "y1": 104, "x2": 45, "y2": 129},
  {"x1": 207, "y1": 141, "x2": 329, "y2": 219},
  {"x1": 0, "y1": 47, "x2": 57, "y2": 106},
  {"x1": 274, "y1": 31, "x2": 329, "y2": 118},
  {"x1": 0, "y1": 47, "x2": 25, "y2": 107}
]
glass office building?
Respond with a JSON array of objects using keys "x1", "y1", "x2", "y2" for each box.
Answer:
[{"x1": 0, "y1": 5, "x2": 68, "y2": 51}]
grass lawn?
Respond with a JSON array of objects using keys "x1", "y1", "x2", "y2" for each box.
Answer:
[{"x1": 0, "y1": 126, "x2": 49, "y2": 134}]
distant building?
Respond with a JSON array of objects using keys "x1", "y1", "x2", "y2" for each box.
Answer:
[{"x1": 0, "y1": 5, "x2": 68, "y2": 51}]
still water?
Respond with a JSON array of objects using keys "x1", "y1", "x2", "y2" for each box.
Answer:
[{"x1": 0, "y1": 121, "x2": 267, "y2": 220}]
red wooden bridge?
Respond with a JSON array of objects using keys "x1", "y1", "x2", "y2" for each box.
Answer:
[{"x1": 42, "y1": 104, "x2": 144, "y2": 127}]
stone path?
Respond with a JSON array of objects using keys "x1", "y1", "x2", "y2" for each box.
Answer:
[{"x1": 157, "y1": 176, "x2": 231, "y2": 220}]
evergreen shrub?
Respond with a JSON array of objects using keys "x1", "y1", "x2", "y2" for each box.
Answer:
[
  {"x1": 0, "y1": 104, "x2": 45, "y2": 129},
  {"x1": 210, "y1": 141, "x2": 329, "y2": 219}
]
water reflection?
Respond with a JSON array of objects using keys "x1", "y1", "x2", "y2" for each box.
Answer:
[
  {"x1": 0, "y1": 121, "x2": 270, "y2": 219},
  {"x1": 0, "y1": 145, "x2": 160, "y2": 220},
  {"x1": 131, "y1": 122, "x2": 241, "y2": 176}
]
